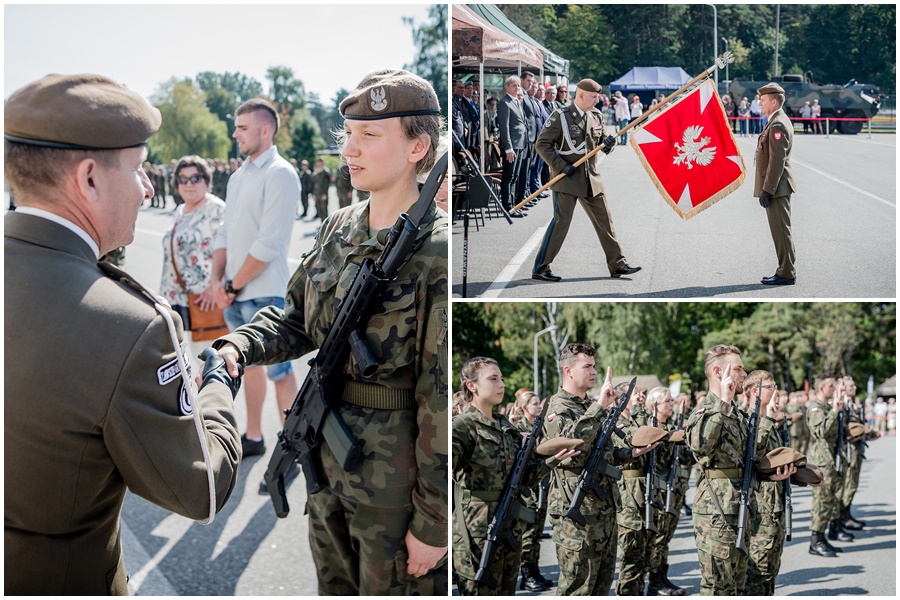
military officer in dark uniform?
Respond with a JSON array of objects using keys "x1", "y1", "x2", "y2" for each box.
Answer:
[
  {"x1": 4, "y1": 73, "x2": 242, "y2": 595},
  {"x1": 532, "y1": 79, "x2": 641, "y2": 282},
  {"x1": 754, "y1": 83, "x2": 797, "y2": 285}
]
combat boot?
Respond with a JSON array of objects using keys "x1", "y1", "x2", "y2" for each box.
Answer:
[
  {"x1": 519, "y1": 563, "x2": 550, "y2": 592},
  {"x1": 827, "y1": 519, "x2": 854, "y2": 542},
  {"x1": 647, "y1": 570, "x2": 675, "y2": 596},
  {"x1": 662, "y1": 564, "x2": 687, "y2": 596},
  {"x1": 841, "y1": 506, "x2": 865, "y2": 530},
  {"x1": 809, "y1": 532, "x2": 837, "y2": 557}
]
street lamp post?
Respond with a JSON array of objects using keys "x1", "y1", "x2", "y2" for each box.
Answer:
[
  {"x1": 534, "y1": 325, "x2": 558, "y2": 396},
  {"x1": 709, "y1": 4, "x2": 718, "y2": 88},
  {"x1": 721, "y1": 37, "x2": 729, "y2": 83}
]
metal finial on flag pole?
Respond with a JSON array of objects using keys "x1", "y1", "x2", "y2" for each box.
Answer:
[{"x1": 511, "y1": 52, "x2": 735, "y2": 214}]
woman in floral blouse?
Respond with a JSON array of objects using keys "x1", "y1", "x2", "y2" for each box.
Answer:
[{"x1": 160, "y1": 155, "x2": 225, "y2": 364}]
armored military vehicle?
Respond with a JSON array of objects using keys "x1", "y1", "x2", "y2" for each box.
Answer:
[{"x1": 728, "y1": 74, "x2": 880, "y2": 134}]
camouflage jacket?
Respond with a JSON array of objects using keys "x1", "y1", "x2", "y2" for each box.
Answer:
[
  {"x1": 786, "y1": 400, "x2": 809, "y2": 438},
  {"x1": 754, "y1": 415, "x2": 784, "y2": 515},
  {"x1": 806, "y1": 398, "x2": 838, "y2": 467},
  {"x1": 542, "y1": 388, "x2": 632, "y2": 517},
  {"x1": 615, "y1": 411, "x2": 654, "y2": 530},
  {"x1": 312, "y1": 168, "x2": 332, "y2": 198},
  {"x1": 218, "y1": 201, "x2": 448, "y2": 546},
  {"x1": 685, "y1": 391, "x2": 749, "y2": 516}
]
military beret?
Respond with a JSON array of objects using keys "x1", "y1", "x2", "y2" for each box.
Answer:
[
  {"x1": 536, "y1": 437, "x2": 586, "y2": 456},
  {"x1": 845, "y1": 422, "x2": 867, "y2": 440},
  {"x1": 631, "y1": 425, "x2": 669, "y2": 447},
  {"x1": 339, "y1": 69, "x2": 441, "y2": 121},
  {"x1": 757, "y1": 447, "x2": 806, "y2": 474},
  {"x1": 667, "y1": 429, "x2": 685, "y2": 444},
  {"x1": 791, "y1": 464, "x2": 824, "y2": 486},
  {"x1": 576, "y1": 79, "x2": 602, "y2": 93},
  {"x1": 4, "y1": 73, "x2": 161, "y2": 150},
  {"x1": 757, "y1": 82, "x2": 786, "y2": 96}
]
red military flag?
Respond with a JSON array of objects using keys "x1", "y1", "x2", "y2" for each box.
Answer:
[{"x1": 630, "y1": 79, "x2": 746, "y2": 220}]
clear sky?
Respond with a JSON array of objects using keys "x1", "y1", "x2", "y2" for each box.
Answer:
[{"x1": 4, "y1": 4, "x2": 434, "y2": 105}]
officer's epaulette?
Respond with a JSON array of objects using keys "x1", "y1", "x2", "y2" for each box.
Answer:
[{"x1": 98, "y1": 260, "x2": 164, "y2": 307}]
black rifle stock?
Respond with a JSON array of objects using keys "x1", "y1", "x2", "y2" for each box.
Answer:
[
  {"x1": 665, "y1": 410, "x2": 685, "y2": 515},
  {"x1": 474, "y1": 399, "x2": 548, "y2": 587},
  {"x1": 263, "y1": 153, "x2": 448, "y2": 518},
  {"x1": 566, "y1": 377, "x2": 635, "y2": 526},
  {"x1": 835, "y1": 404, "x2": 845, "y2": 475},
  {"x1": 782, "y1": 414, "x2": 793, "y2": 541},
  {"x1": 735, "y1": 394, "x2": 761, "y2": 557},
  {"x1": 644, "y1": 414, "x2": 661, "y2": 533}
]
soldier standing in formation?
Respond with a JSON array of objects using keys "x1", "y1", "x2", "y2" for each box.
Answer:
[
  {"x1": 311, "y1": 157, "x2": 332, "y2": 220},
  {"x1": 787, "y1": 390, "x2": 810, "y2": 455},
  {"x1": 542, "y1": 344, "x2": 658, "y2": 595},
  {"x1": 839, "y1": 376, "x2": 868, "y2": 531},
  {"x1": 216, "y1": 70, "x2": 448, "y2": 594},
  {"x1": 335, "y1": 163, "x2": 355, "y2": 209},
  {"x1": 532, "y1": 79, "x2": 641, "y2": 282},
  {"x1": 754, "y1": 82, "x2": 797, "y2": 285},
  {"x1": 743, "y1": 371, "x2": 797, "y2": 595}
]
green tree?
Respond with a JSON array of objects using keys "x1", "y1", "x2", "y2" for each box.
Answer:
[
  {"x1": 550, "y1": 5, "x2": 617, "y2": 82},
  {"x1": 288, "y1": 106, "x2": 326, "y2": 164},
  {"x1": 150, "y1": 78, "x2": 230, "y2": 161},
  {"x1": 404, "y1": 4, "x2": 448, "y2": 116},
  {"x1": 195, "y1": 71, "x2": 264, "y2": 158}
]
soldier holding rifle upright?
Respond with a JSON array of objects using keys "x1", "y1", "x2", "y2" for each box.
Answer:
[
  {"x1": 541, "y1": 343, "x2": 658, "y2": 595},
  {"x1": 216, "y1": 70, "x2": 448, "y2": 595}
]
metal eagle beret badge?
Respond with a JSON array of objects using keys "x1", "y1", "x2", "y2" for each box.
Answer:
[{"x1": 339, "y1": 69, "x2": 440, "y2": 121}]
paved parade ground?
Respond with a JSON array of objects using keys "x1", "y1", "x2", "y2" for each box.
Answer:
[
  {"x1": 451, "y1": 434, "x2": 896, "y2": 596},
  {"x1": 451, "y1": 132, "x2": 896, "y2": 299}
]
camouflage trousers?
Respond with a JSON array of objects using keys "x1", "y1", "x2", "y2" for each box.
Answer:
[
  {"x1": 520, "y1": 505, "x2": 547, "y2": 565},
  {"x1": 307, "y1": 488, "x2": 447, "y2": 595},
  {"x1": 811, "y1": 460, "x2": 840, "y2": 532},
  {"x1": 615, "y1": 522, "x2": 651, "y2": 596},
  {"x1": 692, "y1": 512, "x2": 747, "y2": 595},
  {"x1": 745, "y1": 511, "x2": 785, "y2": 596},
  {"x1": 648, "y1": 494, "x2": 684, "y2": 573},
  {"x1": 840, "y1": 448, "x2": 863, "y2": 509},
  {"x1": 452, "y1": 511, "x2": 526, "y2": 595},
  {"x1": 316, "y1": 195, "x2": 328, "y2": 220},
  {"x1": 549, "y1": 511, "x2": 618, "y2": 596}
]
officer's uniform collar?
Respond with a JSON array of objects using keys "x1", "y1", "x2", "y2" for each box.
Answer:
[{"x1": 12, "y1": 207, "x2": 99, "y2": 258}]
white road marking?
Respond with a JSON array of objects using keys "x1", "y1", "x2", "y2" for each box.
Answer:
[
  {"x1": 481, "y1": 225, "x2": 549, "y2": 298},
  {"x1": 121, "y1": 517, "x2": 179, "y2": 596}
]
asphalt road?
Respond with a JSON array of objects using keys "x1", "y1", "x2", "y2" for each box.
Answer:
[
  {"x1": 452, "y1": 434, "x2": 896, "y2": 596},
  {"x1": 113, "y1": 194, "x2": 337, "y2": 595},
  {"x1": 452, "y1": 132, "x2": 896, "y2": 299}
]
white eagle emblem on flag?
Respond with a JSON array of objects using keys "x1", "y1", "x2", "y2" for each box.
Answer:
[
  {"x1": 673, "y1": 125, "x2": 716, "y2": 169},
  {"x1": 370, "y1": 87, "x2": 388, "y2": 111}
]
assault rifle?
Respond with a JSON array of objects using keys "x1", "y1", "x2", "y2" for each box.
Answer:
[
  {"x1": 474, "y1": 399, "x2": 548, "y2": 587},
  {"x1": 566, "y1": 378, "x2": 634, "y2": 526},
  {"x1": 834, "y1": 403, "x2": 845, "y2": 475},
  {"x1": 645, "y1": 414, "x2": 661, "y2": 533},
  {"x1": 782, "y1": 414, "x2": 793, "y2": 542},
  {"x1": 735, "y1": 393, "x2": 761, "y2": 557},
  {"x1": 664, "y1": 410, "x2": 686, "y2": 516},
  {"x1": 263, "y1": 153, "x2": 448, "y2": 518}
]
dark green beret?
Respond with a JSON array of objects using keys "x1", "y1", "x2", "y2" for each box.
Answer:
[
  {"x1": 630, "y1": 425, "x2": 669, "y2": 447},
  {"x1": 757, "y1": 82, "x2": 786, "y2": 96},
  {"x1": 339, "y1": 69, "x2": 440, "y2": 121},
  {"x1": 4, "y1": 73, "x2": 161, "y2": 150},
  {"x1": 757, "y1": 447, "x2": 806, "y2": 474},
  {"x1": 576, "y1": 79, "x2": 602, "y2": 93}
]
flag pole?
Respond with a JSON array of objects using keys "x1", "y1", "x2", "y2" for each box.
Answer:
[{"x1": 511, "y1": 52, "x2": 735, "y2": 214}]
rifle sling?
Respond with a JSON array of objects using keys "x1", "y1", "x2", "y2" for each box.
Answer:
[{"x1": 342, "y1": 380, "x2": 416, "y2": 410}]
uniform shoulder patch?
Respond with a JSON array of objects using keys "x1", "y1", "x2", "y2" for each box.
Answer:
[
  {"x1": 547, "y1": 412, "x2": 557, "y2": 421},
  {"x1": 774, "y1": 131, "x2": 783, "y2": 141},
  {"x1": 157, "y1": 359, "x2": 181, "y2": 386}
]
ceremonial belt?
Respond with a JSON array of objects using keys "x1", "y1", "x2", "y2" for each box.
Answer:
[
  {"x1": 622, "y1": 469, "x2": 644, "y2": 478},
  {"x1": 704, "y1": 468, "x2": 742, "y2": 479},
  {"x1": 342, "y1": 380, "x2": 416, "y2": 410}
]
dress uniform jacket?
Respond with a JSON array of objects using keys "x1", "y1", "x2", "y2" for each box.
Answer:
[
  {"x1": 216, "y1": 201, "x2": 448, "y2": 593},
  {"x1": 4, "y1": 212, "x2": 241, "y2": 595},
  {"x1": 754, "y1": 107, "x2": 796, "y2": 197},
  {"x1": 536, "y1": 103, "x2": 610, "y2": 198}
]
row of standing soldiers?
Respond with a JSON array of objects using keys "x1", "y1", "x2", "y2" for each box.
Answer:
[{"x1": 452, "y1": 343, "x2": 879, "y2": 596}]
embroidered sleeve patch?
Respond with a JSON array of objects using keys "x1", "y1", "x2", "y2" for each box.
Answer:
[
  {"x1": 548, "y1": 412, "x2": 556, "y2": 421},
  {"x1": 774, "y1": 131, "x2": 782, "y2": 140}
]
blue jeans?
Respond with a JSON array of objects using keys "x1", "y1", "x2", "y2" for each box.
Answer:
[
  {"x1": 223, "y1": 296, "x2": 293, "y2": 382},
  {"x1": 618, "y1": 118, "x2": 630, "y2": 144}
]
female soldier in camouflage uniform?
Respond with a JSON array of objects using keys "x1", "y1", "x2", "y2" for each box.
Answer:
[
  {"x1": 216, "y1": 70, "x2": 448, "y2": 595},
  {"x1": 514, "y1": 391, "x2": 553, "y2": 591}
]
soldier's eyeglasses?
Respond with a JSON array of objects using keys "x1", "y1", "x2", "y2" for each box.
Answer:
[
  {"x1": 760, "y1": 384, "x2": 777, "y2": 390},
  {"x1": 177, "y1": 174, "x2": 205, "y2": 186}
]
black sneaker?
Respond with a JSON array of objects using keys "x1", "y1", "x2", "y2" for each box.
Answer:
[{"x1": 241, "y1": 434, "x2": 266, "y2": 457}]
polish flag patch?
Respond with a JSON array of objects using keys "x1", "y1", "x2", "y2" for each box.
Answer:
[
  {"x1": 547, "y1": 412, "x2": 557, "y2": 421},
  {"x1": 774, "y1": 131, "x2": 782, "y2": 141}
]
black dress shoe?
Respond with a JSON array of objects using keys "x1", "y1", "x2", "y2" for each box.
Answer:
[
  {"x1": 761, "y1": 274, "x2": 795, "y2": 285},
  {"x1": 611, "y1": 264, "x2": 642, "y2": 277},
  {"x1": 532, "y1": 270, "x2": 562, "y2": 282},
  {"x1": 509, "y1": 210, "x2": 524, "y2": 218},
  {"x1": 538, "y1": 192, "x2": 550, "y2": 198}
]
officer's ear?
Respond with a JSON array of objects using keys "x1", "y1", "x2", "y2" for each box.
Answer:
[{"x1": 73, "y1": 156, "x2": 101, "y2": 204}]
